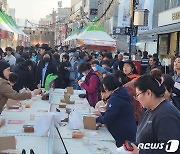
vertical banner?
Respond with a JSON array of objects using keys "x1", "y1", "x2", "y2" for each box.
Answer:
[
  {"x1": 138, "y1": 0, "x2": 155, "y2": 32},
  {"x1": 118, "y1": 0, "x2": 131, "y2": 27},
  {"x1": 118, "y1": 0, "x2": 155, "y2": 31}
]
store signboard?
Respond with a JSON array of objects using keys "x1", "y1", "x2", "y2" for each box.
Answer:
[{"x1": 158, "y1": 6, "x2": 180, "y2": 26}]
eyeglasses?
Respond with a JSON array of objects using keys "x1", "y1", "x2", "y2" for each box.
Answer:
[{"x1": 134, "y1": 91, "x2": 144, "y2": 100}]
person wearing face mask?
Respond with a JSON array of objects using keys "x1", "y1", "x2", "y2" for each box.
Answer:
[
  {"x1": 78, "y1": 62, "x2": 101, "y2": 107},
  {"x1": 35, "y1": 52, "x2": 57, "y2": 87},
  {"x1": 0, "y1": 60, "x2": 41, "y2": 113}
]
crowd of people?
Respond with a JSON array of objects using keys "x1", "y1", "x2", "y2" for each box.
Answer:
[{"x1": 0, "y1": 43, "x2": 180, "y2": 153}]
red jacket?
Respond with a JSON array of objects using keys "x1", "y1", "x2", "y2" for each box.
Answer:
[
  {"x1": 124, "y1": 80, "x2": 142, "y2": 122},
  {"x1": 81, "y1": 70, "x2": 100, "y2": 107}
]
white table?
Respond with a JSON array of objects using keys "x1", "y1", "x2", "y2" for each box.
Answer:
[{"x1": 0, "y1": 89, "x2": 117, "y2": 154}]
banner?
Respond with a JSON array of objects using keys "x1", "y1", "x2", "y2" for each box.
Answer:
[{"x1": 118, "y1": 0, "x2": 155, "y2": 31}]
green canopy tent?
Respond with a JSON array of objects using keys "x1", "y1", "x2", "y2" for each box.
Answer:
[{"x1": 75, "y1": 21, "x2": 117, "y2": 51}]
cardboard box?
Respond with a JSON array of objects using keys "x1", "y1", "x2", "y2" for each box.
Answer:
[
  {"x1": 23, "y1": 125, "x2": 34, "y2": 133},
  {"x1": 66, "y1": 87, "x2": 74, "y2": 94},
  {"x1": 59, "y1": 104, "x2": 66, "y2": 108},
  {"x1": 83, "y1": 116, "x2": 99, "y2": 130},
  {"x1": 0, "y1": 136, "x2": 16, "y2": 151},
  {"x1": 64, "y1": 95, "x2": 75, "y2": 104}
]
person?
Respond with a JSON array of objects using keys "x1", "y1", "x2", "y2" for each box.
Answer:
[
  {"x1": 58, "y1": 54, "x2": 71, "y2": 88},
  {"x1": 4, "y1": 47, "x2": 16, "y2": 66},
  {"x1": 95, "y1": 86, "x2": 108, "y2": 112},
  {"x1": 145, "y1": 56, "x2": 162, "y2": 74},
  {"x1": 0, "y1": 48, "x2": 4, "y2": 60},
  {"x1": 141, "y1": 51, "x2": 149, "y2": 75},
  {"x1": 96, "y1": 75, "x2": 137, "y2": 147},
  {"x1": 162, "y1": 73, "x2": 180, "y2": 110},
  {"x1": 112, "y1": 54, "x2": 124, "y2": 71},
  {"x1": 172, "y1": 56, "x2": 180, "y2": 83},
  {"x1": 98, "y1": 52, "x2": 104, "y2": 66},
  {"x1": 30, "y1": 50, "x2": 37, "y2": 63},
  {"x1": 131, "y1": 69, "x2": 180, "y2": 154},
  {"x1": 12, "y1": 59, "x2": 37, "y2": 92},
  {"x1": 36, "y1": 44, "x2": 49, "y2": 62},
  {"x1": 114, "y1": 70, "x2": 131, "y2": 85},
  {"x1": 123, "y1": 61, "x2": 139, "y2": 80},
  {"x1": 9, "y1": 72, "x2": 18, "y2": 87},
  {"x1": 78, "y1": 62, "x2": 101, "y2": 107},
  {"x1": 35, "y1": 52, "x2": 57, "y2": 87},
  {"x1": 0, "y1": 60, "x2": 41, "y2": 113},
  {"x1": 114, "y1": 70, "x2": 142, "y2": 124}
]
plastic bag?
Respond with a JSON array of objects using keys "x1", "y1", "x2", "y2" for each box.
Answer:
[
  {"x1": 68, "y1": 110, "x2": 84, "y2": 130},
  {"x1": 34, "y1": 112, "x2": 61, "y2": 136},
  {"x1": 45, "y1": 74, "x2": 58, "y2": 90}
]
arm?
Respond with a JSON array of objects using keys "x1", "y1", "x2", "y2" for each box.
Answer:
[
  {"x1": 0, "y1": 82, "x2": 31, "y2": 100},
  {"x1": 96, "y1": 96, "x2": 121, "y2": 126},
  {"x1": 81, "y1": 75, "x2": 98, "y2": 93}
]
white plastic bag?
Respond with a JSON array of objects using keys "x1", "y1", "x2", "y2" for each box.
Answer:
[
  {"x1": 117, "y1": 146, "x2": 132, "y2": 154},
  {"x1": 34, "y1": 112, "x2": 61, "y2": 136},
  {"x1": 68, "y1": 109, "x2": 84, "y2": 130}
]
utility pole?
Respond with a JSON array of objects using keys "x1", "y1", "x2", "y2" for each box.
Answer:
[{"x1": 129, "y1": 0, "x2": 136, "y2": 60}]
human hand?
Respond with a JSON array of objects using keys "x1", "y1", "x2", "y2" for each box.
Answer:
[
  {"x1": 131, "y1": 143, "x2": 139, "y2": 154},
  {"x1": 78, "y1": 81, "x2": 83, "y2": 86},
  {"x1": 33, "y1": 88, "x2": 42, "y2": 95}
]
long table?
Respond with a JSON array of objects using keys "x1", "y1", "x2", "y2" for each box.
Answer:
[{"x1": 0, "y1": 89, "x2": 117, "y2": 154}]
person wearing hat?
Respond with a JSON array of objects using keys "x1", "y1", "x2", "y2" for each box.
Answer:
[
  {"x1": 4, "y1": 47, "x2": 16, "y2": 66},
  {"x1": 0, "y1": 60, "x2": 41, "y2": 113},
  {"x1": 36, "y1": 44, "x2": 49, "y2": 62}
]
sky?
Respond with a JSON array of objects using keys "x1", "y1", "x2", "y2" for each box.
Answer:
[{"x1": 7, "y1": 0, "x2": 71, "y2": 21}]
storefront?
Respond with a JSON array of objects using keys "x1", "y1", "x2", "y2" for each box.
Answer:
[{"x1": 157, "y1": 6, "x2": 180, "y2": 57}]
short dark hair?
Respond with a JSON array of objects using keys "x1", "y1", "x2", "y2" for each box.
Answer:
[
  {"x1": 79, "y1": 52, "x2": 86, "y2": 59},
  {"x1": 102, "y1": 75, "x2": 122, "y2": 91},
  {"x1": 134, "y1": 68, "x2": 165, "y2": 97},
  {"x1": 101, "y1": 60, "x2": 111, "y2": 67},
  {"x1": 92, "y1": 60, "x2": 99, "y2": 65},
  {"x1": 62, "y1": 54, "x2": 69, "y2": 61},
  {"x1": 5, "y1": 47, "x2": 13, "y2": 52},
  {"x1": 143, "y1": 51, "x2": 148, "y2": 57},
  {"x1": 104, "y1": 52, "x2": 112, "y2": 59},
  {"x1": 162, "y1": 74, "x2": 175, "y2": 93},
  {"x1": 78, "y1": 62, "x2": 91, "y2": 73},
  {"x1": 22, "y1": 52, "x2": 30, "y2": 60},
  {"x1": 24, "y1": 59, "x2": 34, "y2": 68},
  {"x1": 9, "y1": 72, "x2": 18, "y2": 84},
  {"x1": 114, "y1": 70, "x2": 131, "y2": 85}
]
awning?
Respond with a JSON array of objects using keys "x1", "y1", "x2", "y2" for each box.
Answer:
[{"x1": 138, "y1": 22, "x2": 180, "y2": 36}]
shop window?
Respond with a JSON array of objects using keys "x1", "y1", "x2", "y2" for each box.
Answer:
[
  {"x1": 170, "y1": 32, "x2": 177, "y2": 56},
  {"x1": 158, "y1": 34, "x2": 169, "y2": 55}
]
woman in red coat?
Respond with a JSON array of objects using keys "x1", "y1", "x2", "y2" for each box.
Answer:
[{"x1": 78, "y1": 62, "x2": 101, "y2": 107}]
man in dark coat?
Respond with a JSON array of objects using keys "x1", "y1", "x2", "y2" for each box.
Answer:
[
  {"x1": 35, "y1": 52, "x2": 57, "y2": 87},
  {"x1": 12, "y1": 59, "x2": 37, "y2": 92}
]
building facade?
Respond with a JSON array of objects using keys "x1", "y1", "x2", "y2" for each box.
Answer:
[{"x1": 138, "y1": 0, "x2": 180, "y2": 58}]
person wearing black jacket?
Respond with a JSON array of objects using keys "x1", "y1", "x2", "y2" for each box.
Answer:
[
  {"x1": 12, "y1": 59, "x2": 37, "y2": 92},
  {"x1": 35, "y1": 52, "x2": 57, "y2": 87},
  {"x1": 57, "y1": 54, "x2": 71, "y2": 88},
  {"x1": 96, "y1": 75, "x2": 137, "y2": 147}
]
